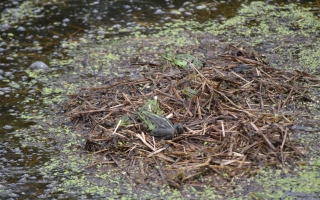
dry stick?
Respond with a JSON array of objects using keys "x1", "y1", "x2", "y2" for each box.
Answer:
[
  {"x1": 196, "y1": 97, "x2": 202, "y2": 119},
  {"x1": 184, "y1": 126, "x2": 201, "y2": 135},
  {"x1": 221, "y1": 158, "x2": 249, "y2": 166},
  {"x1": 157, "y1": 100, "x2": 178, "y2": 117},
  {"x1": 280, "y1": 127, "x2": 288, "y2": 166},
  {"x1": 72, "y1": 105, "x2": 109, "y2": 115},
  {"x1": 128, "y1": 156, "x2": 136, "y2": 172},
  {"x1": 282, "y1": 88, "x2": 294, "y2": 108},
  {"x1": 218, "y1": 120, "x2": 225, "y2": 137},
  {"x1": 99, "y1": 124, "x2": 126, "y2": 139},
  {"x1": 200, "y1": 81, "x2": 207, "y2": 95},
  {"x1": 222, "y1": 103, "x2": 256, "y2": 117},
  {"x1": 90, "y1": 111, "x2": 115, "y2": 135},
  {"x1": 65, "y1": 105, "x2": 83, "y2": 117},
  {"x1": 282, "y1": 115, "x2": 292, "y2": 123},
  {"x1": 259, "y1": 81, "x2": 264, "y2": 111},
  {"x1": 147, "y1": 147, "x2": 166, "y2": 157},
  {"x1": 182, "y1": 140, "x2": 202, "y2": 152},
  {"x1": 142, "y1": 131, "x2": 147, "y2": 141},
  {"x1": 233, "y1": 152, "x2": 245, "y2": 157},
  {"x1": 100, "y1": 110, "x2": 115, "y2": 122},
  {"x1": 202, "y1": 88, "x2": 214, "y2": 109},
  {"x1": 202, "y1": 123, "x2": 207, "y2": 135},
  {"x1": 210, "y1": 165, "x2": 236, "y2": 181},
  {"x1": 166, "y1": 141, "x2": 187, "y2": 153},
  {"x1": 212, "y1": 67, "x2": 226, "y2": 77},
  {"x1": 122, "y1": 92, "x2": 134, "y2": 106},
  {"x1": 284, "y1": 74, "x2": 300, "y2": 83},
  {"x1": 258, "y1": 68, "x2": 272, "y2": 78},
  {"x1": 84, "y1": 161, "x2": 115, "y2": 169},
  {"x1": 241, "y1": 80, "x2": 255, "y2": 88},
  {"x1": 109, "y1": 154, "x2": 121, "y2": 168},
  {"x1": 225, "y1": 122, "x2": 241, "y2": 133},
  {"x1": 77, "y1": 96, "x2": 99, "y2": 110},
  {"x1": 228, "y1": 136, "x2": 235, "y2": 156},
  {"x1": 172, "y1": 83, "x2": 183, "y2": 99},
  {"x1": 281, "y1": 74, "x2": 293, "y2": 82},
  {"x1": 256, "y1": 68, "x2": 262, "y2": 76},
  {"x1": 182, "y1": 100, "x2": 193, "y2": 119},
  {"x1": 88, "y1": 118, "x2": 100, "y2": 138},
  {"x1": 235, "y1": 56, "x2": 267, "y2": 67},
  {"x1": 181, "y1": 157, "x2": 211, "y2": 171},
  {"x1": 136, "y1": 133, "x2": 156, "y2": 151},
  {"x1": 93, "y1": 147, "x2": 110, "y2": 154},
  {"x1": 82, "y1": 79, "x2": 149, "y2": 91},
  {"x1": 152, "y1": 136, "x2": 156, "y2": 150},
  {"x1": 156, "y1": 153, "x2": 175, "y2": 163},
  {"x1": 231, "y1": 71, "x2": 250, "y2": 83},
  {"x1": 238, "y1": 155, "x2": 247, "y2": 168},
  {"x1": 154, "y1": 89, "x2": 184, "y2": 104},
  {"x1": 250, "y1": 122, "x2": 276, "y2": 151},
  {"x1": 267, "y1": 90, "x2": 276, "y2": 104},
  {"x1": 183, "y1": 103, "x2": 194, "y2": 117},
  {"x1": 310, "y1": 84, "x2": 320, "y2": 87},
  {"x1": 182, "y1": 168, "x2": 209, "y2": 182},
  {"x1": 111, "y1": 120, "x2": 126, "y2": 138},
  {"x1": 126, "y1": 144, "x2": 138, "y2": 155},
  {"x1": 213, "y1": 88, "x2": 242, "y2": 109},
  {"x1": 278, "y1": 99, "x2": 282, "y2": 112},
  {"x1": 183, "y1": 58, "x2": 215, "y2": 97}
]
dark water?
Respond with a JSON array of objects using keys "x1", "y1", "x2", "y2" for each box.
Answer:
[{"x1": 0, "y1": 0, "x2": 319, "y2": 199}]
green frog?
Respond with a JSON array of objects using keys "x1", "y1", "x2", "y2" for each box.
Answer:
[
  {"x1": 138, "y1": 110, "x2": 183, "y2": 140},
  {"x1": 162, "y1": 52, "x2": 205, "y2": 70},
  {"x1": 181, "y1": 87, "x2": 198, "y2": 98}
]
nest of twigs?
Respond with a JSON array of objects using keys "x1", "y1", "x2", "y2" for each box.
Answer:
[{"x1": 65, "y1": 44, "x2": 318, "y2": 187}]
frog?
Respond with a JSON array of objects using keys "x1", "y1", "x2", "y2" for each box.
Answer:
[
  {"x1": 116, "y1": 115, "x2": 131, "y2": 126},
  {"x1": 181, "y1": 87, "x2": 198, "y2": 98},
  {"x1": 161, "y1": 52, "x2": 205, "y2": 70},
  {"x1": 138, "y1": 110, "x2": 184, "y2": 140},
  {"x1": 140, "y1": 99, "x2": 165, "y2": 115}
]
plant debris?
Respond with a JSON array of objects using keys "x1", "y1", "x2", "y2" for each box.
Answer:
[{"x1": 65, "y1": 43, "x2": 319, "y2": 188}]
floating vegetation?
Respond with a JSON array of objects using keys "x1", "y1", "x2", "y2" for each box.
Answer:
[{"x1": 65, "y1": 43, "x2": 319, "y2": 188}]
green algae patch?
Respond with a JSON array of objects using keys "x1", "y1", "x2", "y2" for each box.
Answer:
[
  {"x1": 0, "y1": 1, "x2": 43, "y2": 25},
  {"x1": 204, "y1": 2, "x2": 320, "y2": 73},
  {"x1": 299, "y1": 47, "x2": 320, "y2": 72},
  {"x1": 15, "y1": 1, "x2": 320, "y2": 199},
  {"x1": 49, "y1": 20, "x2": 205, "y2": 79},
  {"x1": 251, "y1": 157, "x2": 320, "y2": 199}
]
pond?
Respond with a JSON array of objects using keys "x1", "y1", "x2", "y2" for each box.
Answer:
[{"x1": 0, "y1": 0, "x2": 319, "y2": 199}]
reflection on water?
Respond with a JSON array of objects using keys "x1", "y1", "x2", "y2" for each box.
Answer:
[{"x1": 0, "y1": 0, "x2": 319, "y2": 198}]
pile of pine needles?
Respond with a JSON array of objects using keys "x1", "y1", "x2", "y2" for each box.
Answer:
[{"x1": 65, "y1": 44, "x2": 319, "y2": 187}]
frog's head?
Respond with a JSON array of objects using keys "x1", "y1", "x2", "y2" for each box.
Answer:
[{"x1": 174, "y1": 123, "x2": 184, "y2": 135}]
